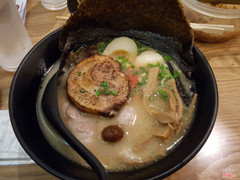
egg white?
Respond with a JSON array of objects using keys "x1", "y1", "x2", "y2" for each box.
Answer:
[
  {"x1": 135, "y1": 50, "x2": 166, "y2": 68},
  {"x1": 103, "y1": 37, "x2": 137, "y2": 63}
]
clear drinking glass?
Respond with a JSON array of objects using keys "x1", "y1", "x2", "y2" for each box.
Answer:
[
  {"x1": 0, "y1": 0, "x2": 32, "y2": 72},
  {"x1": 41, "y1": 0, "x2": 67, "y2": 11}
]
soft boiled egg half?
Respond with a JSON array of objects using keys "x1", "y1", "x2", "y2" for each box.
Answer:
[
  {"x1": 135, "y1": 50, "x2": 166, "y2": 68},
  {"x1": 103, "y1": 37, "x2": 137, "y2": 63}
]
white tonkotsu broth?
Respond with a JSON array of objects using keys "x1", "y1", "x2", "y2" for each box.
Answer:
[{"x1": 37, "y1": 37, "x2": 197, "y2": 172}]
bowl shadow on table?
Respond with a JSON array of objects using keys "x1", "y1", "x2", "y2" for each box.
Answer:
[{"x1": 9, "y1": 28, "x2": 218, "y2": 180}]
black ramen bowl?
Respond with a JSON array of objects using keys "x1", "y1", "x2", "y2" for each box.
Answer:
[{"x1": 9, "y1": 28, "x2": 218, "y2": 180}]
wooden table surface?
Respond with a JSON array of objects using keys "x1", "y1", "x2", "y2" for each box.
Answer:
[{"x1": 1, "y1": 0, "x2": 240, "y2": 179}]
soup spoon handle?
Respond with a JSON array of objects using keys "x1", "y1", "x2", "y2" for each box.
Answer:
[{"x1": 42, "y1": 73, "x2": 108, "y2": 180}]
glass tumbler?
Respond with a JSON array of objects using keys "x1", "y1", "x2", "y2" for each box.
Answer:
[
  {"x1": 41, "y1": 0, "x2": 67, "y2": 11},
  {"x1": 0, "y1": 0, "x2": 32, "y2": 72}
]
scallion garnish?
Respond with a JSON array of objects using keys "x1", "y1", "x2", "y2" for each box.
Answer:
[
  {"x1": 117, "y1": 56, "x2": 133, "y2": 70},
  {"x1": 133, "y1": 71, "x2": 138, "y2": 75},
  {"x1": 159, "y1": 64, "x2": 165, "y2": 71},
  {"x1": 157, "y1": 51, "x2": 172, "y2": 62},
  {"x1": 162, "y1": 55, "x2": 172, "y2": 62},
  {"x1": 104, "y1": 89, "x2": 111, "y2": 95},
  {"x1": 173, "y1": 70, "x2": 180, "y2": 79},
  {"x1": 135, "y1": 40, "x2": 152, "y2": 55},
  {"x1": 158, "y1": 72, "x2": 165, "y2": 80},
  {"x1": 100, "y1": 81, "x2": 109, "y2": 90},
  {"x1": 111, "y1": 90, "x2": 118, "y2": 95},
  {"x1": 156, "y1": 90, "x2": 169, "y2": 102},
  {"x1": 80, "y1": 89, "x2": 85, "y2": 93},
  {"x1": 98, "y1": 42, "x2": 106, "y2": 55},
  {"x1": 78, "y1": 71, "x2": 82, "y2": 76},
  {"x1": 117, "y1": 56, "x2": 125, "y2": 63},
  {"x1": 147, "y1": 63, "x2": 154, "y2": 68},
  {"x1": 96, "y1": 88, "x2": 102, "y2": 96}
]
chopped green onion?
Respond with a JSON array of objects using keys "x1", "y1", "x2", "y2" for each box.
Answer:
[
  {"x1": 156, "y1": 90, "x2": 169, "y2": 102},
  {"x1": 133, "y1": 71, "x2": 138, "y2": 75},
  {"x1": 157, "y1": 90, "x2": 167, "y2": 96},
  {"x1": 100, "y1": 81, "x2": 109, "y2": 90},
  {"x1": 157, "y1": 51, "x2": 172, "y2": 62},
  {"x1": 123, "y1": 61, "x2": 131, "y2": 69},
  {"x1": 111, "y1": 90, "x2": 118, "y2": 95},
  {"x1": 137, "y1": 81, "x2": 146, "y2": 86},
  {"x1": 98, "y1": 42, "x2": 106, "y2": 55},
  {"x1": 117, "y1": 56, "x2": 133, "y2": 70},
  {"x1": 165, "y1": 76, "x2": 173, "y2": 81},
  {"x1": 162, "y1": 54, "x2": 172, "y2": 62},
  {"x1": 117, "y1": 56, "x2": 125, "y2": 63},
  {"x1": 156, "y1": 61, "x2": 160, "y2": 67},
  {"x1": 159, "y1": 64, "x2": 165, "y2": 71},
  {"x1": 157, "y1": 65, "x2": 173, "y2": 81},
  {"x1": 163, "y1": 96, "x2": 169, "y2": 101},
  {"x1": 147, "y1": 63, "x2": 154, "y2": 68},
  {"x1": 141, "y1": 76, "x2": 148, "y2": 85},
  {"x1": 173, "y1": 70, "x2": 180, "y2": 79},
  {"x1": 96, "y1": 88, "x2": 102, "y2": 96},
  {"x1": 104, "y1": 89, "x2": 111, "y2": 95},
  {"x1": 158, "y1": 72, "x2": 164, "y2": 80},
  {"x1": 142, "y1": 80, "x2": 147, "y2": 85},
  {"x1": 78, "y1": 71, "x2": 82, "y2": 76},
  {"x1": 80, "y1": 89, "x2": 85, "y2": 93},
  {"x1": 135, "y1": 41, "x2": 152, "y2": 55},
  {"x1": 147, "y1": 62, "x2": 162, "y2": 68}
]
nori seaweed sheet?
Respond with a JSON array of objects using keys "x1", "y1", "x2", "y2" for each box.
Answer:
[{"x1": 60, "y1": 0, "x2": 193, "y2": 56}]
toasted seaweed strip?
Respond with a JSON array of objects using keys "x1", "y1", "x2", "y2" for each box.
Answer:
[{"x1": 60, "y1": 0, "x2": 193, "y2": 62}]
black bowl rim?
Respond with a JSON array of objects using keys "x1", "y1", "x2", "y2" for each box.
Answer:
[
  {"x1": 9, "y1": 27, "x2": 218, "y2": 180},
  {"x1": 9, "y1": 28, "x2": 71, "y2": 179}
]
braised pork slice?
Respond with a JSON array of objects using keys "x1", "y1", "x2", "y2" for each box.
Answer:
[{"x1": 67, "y1": 54, "x2": 129, "y2": 117}]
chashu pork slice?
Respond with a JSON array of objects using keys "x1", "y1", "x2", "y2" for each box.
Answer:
[{"x1": 67, "y1": 54, "x2": 130, "y2": 117}]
